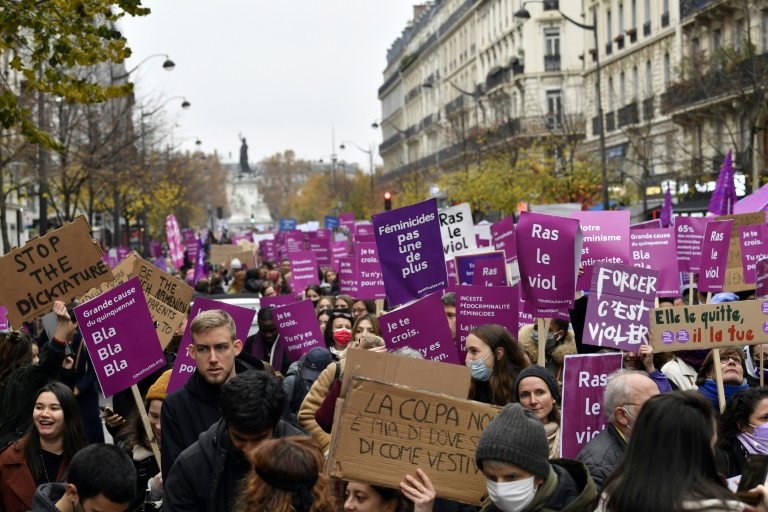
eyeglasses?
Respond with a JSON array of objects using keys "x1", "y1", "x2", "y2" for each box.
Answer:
[
  {"x1": 720, "y1": 355, "x2": 742, "y2": 364},
  {"x1": 352, "y1": 308, "x2": 367, "y2": 314}
]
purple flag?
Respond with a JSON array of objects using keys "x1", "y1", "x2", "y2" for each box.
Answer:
[
  {"x1": 338, "y1": 257, "x2": 359, "y2": 296},
  {"x1": 675, "y1": 217, "x2": 709, "y2": 273},
  {"x1": 472, "y1": 259, "x2": 508, "y2": 286},
  {"x1": 357, "y1": 242, "x2": 385, "y2": 299},
  {"x1": 699, "y1": 220, "x2": 734, "y2": 292},
  {"x1": 571, "y1": 211, "x2": 631, "y2": 290},
  {"x1": 735, "y1": 183, "x2": 768, "y2": 214},
  {"x1": 660, "y1": 187, "x2": 674, "y2": 228},
  {"x1": 455, "y1": 285, "x2": 519, "y2": 360},
  {"x1": 273, "y1": 300, "x2": 325, "y2": 362},
  {"x1": 708, "y1": 149, "x2": 739, "y2": 215},
  {"x1": 165, "y1": 215, "x2": 184, "y2": 269},
  {"x1": 491, "y1": 216, "x2": 517, "y2": 264},
  {"x1": 629, "y1": 228, "x2": 679, "y2": 297},
  {"x1": 289, "y1": 252, "x2": 319, "y2": 294},
  {"x1": 455, "y1": 251, "x2": 505, "y2": 285},
  {"x1": 739, "y1": 224, "x2": 768, "y2": 284},
  {"x1": 756, "y1": 257, "x2": 768, "y2": 299},
  {"x1": 193, "y1": 238, "x2": 207, "y2": 283}
]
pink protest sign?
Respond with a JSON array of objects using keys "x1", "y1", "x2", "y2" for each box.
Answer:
[
  {"x1": 630, "y1": 219, "x2": 661, "y2": 230},
  {"x1": 739, "y1": 224, "x2": 768, "y2": 284},
  {"x1": 455, "y1": 285, "x2": 519, "y2": 359},
  {"x1": 261, "y1": 239, "x2": 278, "y2": 261},
  {"x1": 516, "y1": 212, "x2": 582, "y2": 316},
  {"x1": 699, "y1": 220, "x2": 735, "y2": 293},
  {"x1": 331, "y1": 241, "x2": 349, "y2": 271},
  {"x1": 261, "y1": 295, "x2": 295, "y2": 309},
  {"x1": 356, "y1": 224, "x2": 374, "y2": 236},
  {"x1": 629, "y1": 228, "x2": 678, "y2": 297},
  {"x1": 285, "y1": 231, "x2": 305, "y2": 253},
  {"x1": 74, "y1": 277, "x2": 165, "y2": 398},
  {"x1": 756, "y1": 257, "x2": 768, "y2": 299},
  {"x1": 148, "y1": 241, "x2": 162, "y2": 259},
  {"x1": 289, "y1": 252, "x2": 319, "y2": 293},
  {"x1": 338, "y1": 257, "x2": 359, "y2": 296},
  {"x1": 273, "y1": 299, "x2": 325, "y2": 362},
  {"x1": 583, "y1": 263, "x2": 658, "y2": 351},
  {"x1": 166, "y1": 297, "x2": 257, "y2": 395},
  {"x1": 357, "y1": 242, "x2": 385, "y2": 300},
  {"x1": 675, "y1": 217, "x2": 708, "y2": 273},
  {"x1": 308, "y1": 238, "x2": 331, "y2": 268},
  {"x1": 571, "y1": 211, "x2": 630, "y2": 290},
  {"x1": 116, "y1": 246, "x2": 130, "y2": 261},
  {"x1": 518, "y1": 293, "x2": 535, "y2": 334},
  {"x1": 491, "y1": 216, "x2": 517, "y2": 264},
  {"x1": 185, "y1": 230, "x2": 199, "y2": 264},
  {"x1": 472, "y1": 258, "x2": 507, "y2": 286},
  {"x1": 560, "y1": 353, "x2": 624, "y2": 458},
  {"x1": 0, "y1": 306, "x2": 8, "y2": 331},
  {"x1": 165, "y1": 215, "x2": 184, "y2": 269},
  {"x1": 455, "y1": 250, "x2": 505, "y2": 285},
  {"x1": 379, "y1": 293, "x2": 459, "y2": 364},
  {"x1": 339, "y1": 214, "x2": 355, "y2": 232}
]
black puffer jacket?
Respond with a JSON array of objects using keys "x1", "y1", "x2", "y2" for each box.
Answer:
[{"x1": 575, "y1": 424, "x2": 627, "y2": 491}]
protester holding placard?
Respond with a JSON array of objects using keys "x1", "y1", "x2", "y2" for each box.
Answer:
[
  {"x1": 317, "y1": 308, "x2": 332, "y2": 336},
  {"x1": 343, "y1": 473, "x2": 437, "y2": 512},
  {"x1": 352, "y1": 313, "x2": 382, "y2": 342},
  {"x1": 315, "y1": 297, "x2": 333, "y2": 315},
  {"x1": 321, "y1": 268, "x2": 338, "y2": 295},
  {"x1": 243, "y1": 307, "x2": 291, "y2": 375},
  {"x1": 717, "y1": 387, "x2": 768, "y2": 478},
  {"x1": 304, "y1": 284, "x2": 322, "y2": 305},
  {"x1": 620, "y1": 345, "x2": 673, "y2": 393},
  {"x1": 466, "y1": 324, "x2": 529, "y2": 406},
  {"x1": 695, "y1": 348, "x2": 749, "y2": 413},
  {"x1": 518, "y1": 319, "x2": 576, "y2": 379},
  {"x1": 514, "y1": 366, "x2": 563, "y2": 458},
  {"x1": 334, "y1": 294, "x2": 355, "y2": 310},
  {"x1": 322, "y1": 309, "x2": 354, "y2": 360}
]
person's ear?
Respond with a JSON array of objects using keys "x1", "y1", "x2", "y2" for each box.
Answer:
[
  {"x1": 187, "y1": 344, "x2": 196, "y2": 358},
  {"x1": 384, "y1": 498, "x2": 398, "y2": 512},
  {"x1": 64, "y1": 483, "x2": 79, "y2": 503},
  {"x1": 534, "y1": 475, "x2": 545, "y2": 487},
  {"x1": 233, "y1": 339, "x2": 243, "y2": 356},
  {"x1": 615, "y1": 407, "x2": 630, "y2": 426},
  {"x1": 495, "y1": 347, "x2": 505, "y2": 362}
]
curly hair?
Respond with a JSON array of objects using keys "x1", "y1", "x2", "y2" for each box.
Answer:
[
  {"x1": 0, "y1": 330, "x2": 34, "y2": 389},
  {"x1": 236, "y1": 437, "x2": 336, "y2": 512},
  {"x1": 719, "y1": 387, "x2": 768, "y2": 450}
]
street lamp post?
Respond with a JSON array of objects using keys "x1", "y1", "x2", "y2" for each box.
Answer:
[
  {"x1": 111, "y1": 54, "x2": 175, "y2": 82},
  {"x1": 515, "y1": 1, "x2": 610, "y2": 211},
  {"x1": 340, "y1": 141, "x2": 375, "y2": 205}
]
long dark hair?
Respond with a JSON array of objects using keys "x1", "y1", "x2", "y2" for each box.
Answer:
[
  {"x1": 0, "y1": 330, "x2": 34, "y2": 389},
  {"x1": 117, "y1": 400, "x2": 153, "y2": 451},
  {"x1": 351, "y1": 313, "x2": 381, "y2": 340},
  {"x1": 25, "y1": 382, "x2": 88, "y2": 481},
  {"x1": 600, "y1": 391, "x2": 735, "y2": 511},
  {"x1": 719, "y1": 387, "x2": 768, "y2": 450},
  {"x1": 322, "y1": 310, "x2": 354, "y2": 349},
  {"x1": 469, "y1": 324, "x2": 529, "y2": 407}
]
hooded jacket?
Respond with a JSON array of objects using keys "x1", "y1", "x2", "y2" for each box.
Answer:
[
  {"x1": 518, "y1": 325, "x2": 577, "y2": 378},
  {"x1": 575, "y1": 424, "x2": 627, "y2": 491},
  {"x1": 29, "y1": 482, "x2": 66, "y2": 512},
  {"x1": 163, "y1": 417, "x2": 306, "y2": 512}
]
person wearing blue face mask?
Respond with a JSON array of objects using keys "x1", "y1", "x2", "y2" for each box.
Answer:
[
  {"x1": 465, "y1": 324, "x2": 529, "y2": 407},
  {"x1": 717, "y1": 387, "x2": 768, "y2": 478}
]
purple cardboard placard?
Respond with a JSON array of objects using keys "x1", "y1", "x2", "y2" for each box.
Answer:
[
  {"x1": 261, "y1": 295, "x2": 295, "y2": 309},
  {"x1": 675, "y1": 217, "x2": 709, "y2": 273},
  {"x1": 356, "y1": 224, "x2": 374, "y2": 237},
  {"x1": 571, "y1": 211, "x2": 631, "y2": 290},
  {"x1": 756, "y1": 257, "x2": 768, "y2": 299},
  {"x1": 338, "y1": 257, "x2": 359, "y2": 296},
  {"x1": 285, "y1": 231, "x2": 305, "y2": 253},
  {"x1": 582, "y1": 263, "x2": 659, "y2": 351},
  {"x1": 357, "y1": 242, "x2": 385, "y2": 300},
  {"x1": 331, "y1": 241, "x2": 348, "y2": 272},
  {"x1": 739, "y1": 224, "x2": 768, "y2": 285},
  {"x1": 472, "y1": 258, "x2": 508, "y2": 287},
  {"x1": 308, "y1": 238, "x2": 332, "y2": 268},
  {"x1": 516, "y1": 212, "x2": 582, "y2": 316},
  {"x1": 630, "y1": 219, "x2": 662, "y2": 230},
  {"x1": 148, "y1": 241, "x2": 162, "y2": 259},
  {"x1": 261, "y1": 239, "x2": 278, "y2": 261},
  {"x1": 518, "y1": 293, "x2": 535, "y2": 334},
  {"x1": 74, "y1": 277, "x2": 165, "y2": 398},
  {"x1": 166, "y1": 297, "x2": 257, "y2": 395},
  {"x1": 372, "y1": 198, "x2": 447, "y2": 307},
  {"x1": 339, "y1": 214, "x2": 355, "y2": 232},
  {"x1": 491, "y1": 216, "x2": 517, "y2": 264},
  {"x1": 289, "y1": 252, "x2": 319, "y2": 293},
  {"x1": 185, "y1": 230, "x2": 199, "y2": 264},
  {"x1": 699, "y1": 220, "x2": 735, "y2": 293},
  {"x1": 116, "y1": 246, "x2": 130, "y2": 262},
  {"x1": 476, "y1": 235, "x2": 491, "y2": 248},
  {"x1": 455, "y1": 251, "x2": 506, "y2": 285},
  {"x1": 354, "y1": 234, "x2": 376, "y2": 247},
  {"x1": 629, "y1": 228, "x2": 679, "y2": 297},
  {"x1": 560, "y1": 353, "x2": 624, "y2": 459},
  {"x1": 0, "y1": 306, "x2": 8, "y2": 331},
  {"x1": 273, "y1": 299, "x2": 325, "y2": 362},
  {"x1": 380, "y1": 293, "x2": 459, "y2": 364},
  {"x1": 455, "y1": 285, "x2": 519, "y2": 360}
]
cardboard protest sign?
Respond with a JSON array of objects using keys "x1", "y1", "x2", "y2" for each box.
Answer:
[
  {"x1": 491, "y1": 216, "x2": 517, "y2": 264},
  {"x1": 456, "y1": 285, "x2": 519, "y2": 359},
  {"x1": 166, "y1": 297, "x2": 257, "y2": 394},
  {"x1": 675, "y1": 217, "x2": 708, "y2": 273},
  {"x1": 132, "y1": 258, "x2": 193, "y2": 315},
  {"x1": 718, "y1": 212, "x2": 767, "y2": 292},
  {"x1": 560, "y1": 353, "x2": 624, "y2": 458},
  {"x1": 0, "y1": 216, "x2": 113, "y2": 328},
  {"x1": 472, "y1": 258, "x2": 507, "y2": 286},
  {"x1": 280, "y1": 218, "x2": 297, "y2": 231},
  {"x1": 516, "y1": 212, "x2": 582, "y2": 316},
  {"x1": 379, "y1": 293, "x2": 459, "y2": 364},
  {"x1": 210, "y1": 245, "x2": 251, "y2": 269},
  {"x1": 629, "y1": 228, "x2": 678, "y2": 297},
  {"x1": 79, "y1": 252, "x2": 138, "y2": 303},
  {"x1": 582, "y1": 263, "x2": 658, "y2": 351},
  {"x1": 455, "y1": 251, "x2": 505, "y2": 285},
  {"x1": 757, "y1": 258, "x2": 768, "y2": 300},
  {"x1": 372, "y1": 198, "x2": 447, "y2": 307},
  {"x1": 288, "y1": 252, "x2": 319, "y2": 294},
  {"x1": 357, "y1": 242, "x2": 385, "y2": 300},
  {"x1": 650, "y1": 299, "x2": 768, "y2": 352},
  {"x1": 571, "y1": 211, "x2": 630, "y2": 290},
  {"x1": 273, "y1": 299, "x2": 325, "y2": 362},
  {"x1": 739, "y1": 224, "x2": 768, "y2": 285},
  {"x1": 74, "y1": 277, "x2": 166, "y2": 398},
  {"x1": 165, "y1": 215, "x2": 184, "y2": 269},
  {"x1": 339, "y1": 213, "x2": 355, "y2": 232},
  {"x1": 338, "y1": 257, "x2": 359, "y2": 296},
  {"x1": 699, "y1": 220, "x2": 734, "y2": 293},
  {"x1": 327, "y1": 377, "x2": 499, "y2": 505},
  {"x1": 439, "y1": 203, "x2": 477, "y2": 261}
]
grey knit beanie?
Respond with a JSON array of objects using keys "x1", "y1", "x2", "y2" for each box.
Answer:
[
  {"x1": 513, "y1": 365, "x2": 561, "y2": 404},
  {"x1": 476, "y1": 403, "x2": 550, "y2": 479}
]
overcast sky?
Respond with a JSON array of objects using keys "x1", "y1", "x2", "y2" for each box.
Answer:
[{"x1": 119, "y1": 1, "x2": 417, "y2": 171}]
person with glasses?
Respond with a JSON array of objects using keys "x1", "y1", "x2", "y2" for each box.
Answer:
[
  {"x1": 350, "y1": 299, "x2": 375, "y2": 320},
  {"x1": 696, "y1": 347, "x2": 749, "y2": 414},
  {"x1": 745, "y1": 344, "x2": 768, "y2": 387}
]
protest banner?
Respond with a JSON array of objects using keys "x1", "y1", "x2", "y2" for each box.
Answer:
[
  {"x1": 629, "y1": 228, "x2": 678, "y2": 297},
  {"x1": 0, "y1": 216, "x2": 113, "y2": 328},
  {"x1": 273, "y1": 299, "x2": 325, "y2": 362},
  {"x1": 327, "y1": 377, "x2": 499, "y2": 505},
  {"x1": 650, "y1": 299, "x2": 768, "y2": 352},
  {"x1": 166, "y1": 297, "x2": 257, "y2": 394},
  {"x1": 454, "y1": 250, "x2": 505, "y2": 285},
  {"x1": 560, "y1": 353, "x2": 624, "y2": 458},
  {"x1": 571, "y1": 211, "x2": 630, "y2": 290},
  {"x1": 490, "y1": 216, "x2": 517, "y2": 264},
  {"x1": 357, "y1": 242, "x2": 385, "y2": 300},
  {"x1": 148, "y1": 240, "x2": 162, "y2": 259},
  {"x1": 699, "y1": 220, "x2": 734, "y2": 293},
  {"x1": 280, "y1": 218, "x2": 297, "y2": 231},
  {"x1": 210, "y1": 245, "x2": 251, "y2": 269},
  {"x1": 379, "y1": 293, "x2": 459, "y2": 364},
  {"x1": 757, "y1": 258, "x2": 768, "y2": 300},
  {"x1": 472, "y1": 258, "x2": 507, "y2": 286},
  {"x1": 0, "y1": 306, "x2": 8, "y2": 331},
  {"x1": 372, "y1": 198, "x2": 447, "y2": 307},
  {"x1": 325, "y1": 215, "x2": 339, "y2": 229},
  {"x1": 582, "y1": 263, "x2": 658, "y2": 351},
  {"x1": 455, "y1": 285, "x2": 519, "y2": 358},
  {"x1": 339, "y1": 213, "x2": 355, "y2": 232},
  {"x1": 739, "y1": 224, "x2": 768, "y2": 285},
  {"x1": 261, "y1": 295, "x2": 295, "y2": 309},
  {"x1": 630, "y1": 219, "x2": 662, "y2": 230},
  {"x1": 165, "y1": 215, "x2": 184, "y2": 269},
  {"x1": 717, "y1": 212, "x2": 767, "y2": 292},
  {"x1": 289, "y1": 252, "x2": 319, "y2": 294},
  {"x1": 439, "y1": 203, "x2": 477, "y2": 261},
  {"x1": 675, "y1": 217, "x2": 708, "y2": 273},
  {"x1": 338, "y1": 257, "x2": 359, "y2": 296}
]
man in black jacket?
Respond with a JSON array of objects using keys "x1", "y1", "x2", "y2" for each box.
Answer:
[{"x1": 164, "y1": 371, "x2": 306, "y2": 512}]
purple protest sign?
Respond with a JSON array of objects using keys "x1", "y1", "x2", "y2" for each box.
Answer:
[
  {"x1": 476, "y1": 235, "x2": 491, "y2": 248},
  {"x1": 629, "y1": 228, "x2": 679, "y2": 297},
  {"x1": 148, "y1": 241, "x2": 162, "y2": 259},
  {"x1": 491, "y1": 216, "x2": 517, "y2": 264},
  {"x1": 699, "y1": 220, "x2": 735, "y2": 293},
  {"x1": 446, "y1": 260, "x2": 457, "y2": 286},
  {"x1": 372, "y1": 198, "x2": 447, "y2": 307},
  {"x1": 518, "y1": 293, "x2": 535, "y2": 334},
  {"x1": 380, "y1": 293, "x2": 459, "y2": 364},
  {"x1": 455, "y1": 251, "x2": 505, "y2": 285},
  {"x1": 455, "y1": 285, "x2": 519, "y2": 359},
  {"x1": 582, "y1": 263, "x2": 658, "y2": 351},
  {"x1": 739, "y1": 224, "x2": 768, "y2": 284},
  {"x1": 74, "y1": 277, "x2": 165, "y2": 398},
  {"x1": 289, "y1": 252, "x2": 318, "y2": 294},
  {"x1": 152, "y1": 257, "x2": 167, "y2": 272},
  {"x1": 261, "y1": 239, "x2": 278, "y2": 261},
  {"x1": 331, "y1": 241, "x2": 348, "y2": 272},
  {"x1": 357, "y1": 242, "x2": 385, "y2": 300},
  {"x1": 355, "y1": 234, "x2": 376, "y2": 247},
  {"x1": 675, "y1": 217, "x2": 708, "y2": 273},
  {"x1": 571, "y1": 211, "x2": 630, "y2": 289},
  {"x1": 0, "y1": 306, "x2": 8, "y2": 331},
  {"x1": 165, "y1": 215, "x2": 184, "y2": 269},
  {"x1": 116, "y1": 246, "x2": 130, "y2": 262},
  {"x1": 630, "y1": 219, "x2": 662, "y2": 230},
  {"x1": 339, "y1": 214, "x2": 355, "y2": 233},
  {"x1": 193, "y1": 238, "x2": 207, "y2": 282},
  {"x1": 516, "y1": 212, "x2": 582, "y2": 316},
  {"x1": 560, "y1": 353, "x2": 624, "y2": 458},
  {"x1": 166, "y1": 297, "x2": 257, "y2": 395},
  {"x1": 338, "y1": 257, "x2": 359, "y2": 296},
  {"x1": 285, "y1": 231, "x2": 305, "y2": 253},
  {"x1": 472, "y1": 258, "x2": 508, "y2": 286},
  {"x1": 261, "y1": 294, "x2": 296, "y2": 309},
  {"x1": 356, "y1": 224, "x2": 374, "y2": 237},
  {"x1": 756, "y1": 257, "x2": 768, "y2": 299},
  {"x1": 273, "y1": 299, "x2": 325, "y2": 362},
  {"x1": 308, "y1": 238, "x2": 332, "y2": 268}
]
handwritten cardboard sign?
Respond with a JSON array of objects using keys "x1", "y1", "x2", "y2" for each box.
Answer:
[
  {"x1": 699, "y1": 220, "x2": 734, "y2": 293},
  {"x1": 560, "y1": 353, "x2": 623, "y2": 458},
  {"x1": 739, "y1": 224, "x2": 768, "y2": 285},
  {"x1": 131, "y1": 258, "x2": 193, "y2": 314},
  {"x1": 327, "y1": 377, "x2": 500, "y2": 505},
  {"x1": 571, "y1": 211, "x2": 630, "y2": 290},
  {"x1": 675, "y1": 217, "x2": 708, "y2": 273},
  {"x1": 490, "y1": 216, "x2": 516, "y2": 263},
  {"x1": 357, "y1": 242, "x2": 385, "y2": 300},
  {"x1": 273, "y1": 299, "x2": 325, "y2": 362},
  {"x1": 582, "y1": 263, "x2": 658, "y2": 351},
  {"x1": 718, "y1": 212, "x2": 767, "y2": 292},
  {"x1": 629, "y1": 228, "x2": 678, "y2": 297},
  {"x1": 455, "y1": 285, "x2": 519, "y2": 359},
  {"x1": 439, "y1": 203, "x2": 477, "y2": 261},
  {"x1": 757, "y1": 257, "x2": 768, "y2": 300},
  {"x1": 650, "y1": 300, "x2": 768, "y2": 352},
  {"x1": 0, "y1": 216, "x2": 113, "y2": 328}
]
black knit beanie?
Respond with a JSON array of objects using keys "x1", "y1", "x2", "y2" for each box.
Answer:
[{"x1": 513, "y1": 365, "x2": 561, "y2": 404}]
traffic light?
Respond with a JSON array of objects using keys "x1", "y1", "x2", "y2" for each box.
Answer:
[
  {"x1": 384, "y1": 191, "x2": 392, "y2": 211},
  {"x1": 250, "y1": 214, "x2": 255, "y2": 224}
]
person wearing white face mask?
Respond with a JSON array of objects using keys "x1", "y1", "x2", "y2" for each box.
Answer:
[
  {"x1": 717, "y1": 387, "x2": 768, "y2": 478},
  {"x1": 475, "y1": 403, "x2": 597, "y2": 512},
  {"x1": 518, "y1": 319, "x2": 576, "y2": 380}
]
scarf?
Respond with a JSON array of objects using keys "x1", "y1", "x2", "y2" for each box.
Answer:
[
  {"x1": 678, "y1": 349, "x2": 710, "y2": 369},
  {"x1": 698, "y1": 378, "x2": 748, "y2": 409},
  {"x1": 544, "y1": 422, "x2": 560, "y2": 459}
]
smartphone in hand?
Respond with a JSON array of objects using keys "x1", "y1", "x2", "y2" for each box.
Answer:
[
  {"x1": 736, "y1": 455, "x2": 768, "y2": 505},
  {"x1": 99, "y1": 406, "x2": 116, "y2": 417}
]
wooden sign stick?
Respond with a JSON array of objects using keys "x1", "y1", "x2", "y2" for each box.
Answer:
[
  {"x1": 537, "y1": 317, "x2": 551, "y2": 367},
  {"x1": 131, "y1": 384, "x2": 161, "y2": 463},
  {"x1": 704, "y1": 292, "x2": 727, "y2": 413}
]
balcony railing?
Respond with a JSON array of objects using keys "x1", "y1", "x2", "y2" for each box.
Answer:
[
  {"x1": 642, "y1": 97, "x2": 654, "y2": 121},
  {"x1": 545, "y1": 113, "x2": 564, "y2": 131},
  {"x1": 543, "y1": 0, "x2": 559, "y2": 10},
  {"x1": 661, "y1": 11, "x2": 670, "y2": 27},
  {"x1": 681, "y1": 0, "x2": 721, "y2": 19},
  {"x1": 643, "y1": 21, "x2": 651, "y2": 36},
  {"x1": 606, "y1": 111, "x2": 616, "y2": 131},
  {"x1": 404, "y1": 85, "x2": 422, "y2": 103},
  {"x1": 379, "y1": 133, "x2": 401, "y2": 153},
  {"x1": 544, "y1": 54, "x2": 561, "y2": 71},
  {"x1": 486, "y1": 67, "x2": 509, "y2": 91},
  {"x1": 445, "y1": 95, "x2": 465, "y2": 116},
  {"x1": 617, "y1": 102, "x2": 639, "y2": 127},
  {"x1": 421, "y1": 114, "x2": 435, "y2": 130}
]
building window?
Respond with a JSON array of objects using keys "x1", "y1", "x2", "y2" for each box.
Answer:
[
  {"x1": 607, "y1": 10, "x2": 612, "y2": 42},
  {"x1": 619, "y1": 72, "x2": 626, "y2": 106},
  {"x1": 632, "y1": 66, "x2": 639, "y2": 100},
  {"x1": 546, "y1": 90, "x2": 562, "y2": 129},
  {"x1": 545, "y1": 28, "x2": 560, "y2": 55},
  {"x1": 663, "y1": 53, "x2": 670, "y2": 88},
  {"x1": 712, "y1": 28, "x2": 722, "y2": 53},
  {"x1": 644, "y1": 0, "x2": 650, "y2": 23},
  {"x1": 631, "y1": 0, "x2": 637, "y2": 28},
  {"x1": 646, "y1": 60, "x2": 653, "y2": 96},
  {"x1": 608, "y1": 77, "x2": 615, "y2": 112},
  {"x1": 735, "y1": 19, "x2": 744, "y2": 52},
  {"x1": 618, "y1": 4, "x2": 624, "y2": 34},
  {"x1": 762, "y1": 11, "x2": 768, "y2": 52}
]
